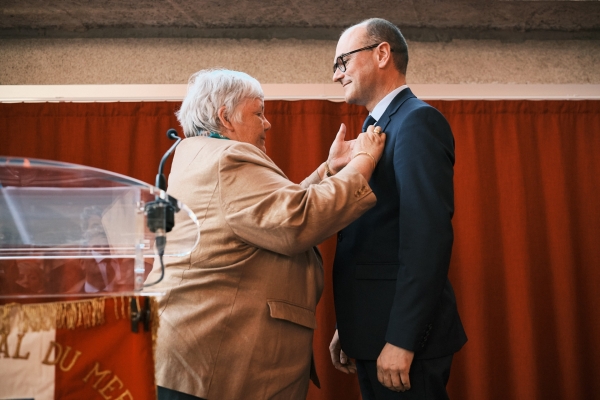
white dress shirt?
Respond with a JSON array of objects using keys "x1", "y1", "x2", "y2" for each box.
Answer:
[{"x1": 369, "y1": 85, "x2": 409, "y2": 122}]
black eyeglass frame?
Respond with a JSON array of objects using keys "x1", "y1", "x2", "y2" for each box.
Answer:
[{"x1": 333, "y1": 43, "x2": 382, "y2": 74}]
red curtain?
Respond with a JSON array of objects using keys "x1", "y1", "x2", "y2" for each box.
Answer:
[{"x1": 1, "y1": 99, "x2": 599, "y2": 400}]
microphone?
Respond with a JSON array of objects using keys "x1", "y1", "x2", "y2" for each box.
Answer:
[
  {"x1": 144, "y1": 129, "x2": 183, "y2": 287},
  {"x1": 155, "y1": 129, "x2": 182, "y2": 191}
]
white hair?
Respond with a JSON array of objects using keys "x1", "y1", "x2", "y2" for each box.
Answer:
[{"x1": 176, "y1": 69, "x2": 264, "y2": 138}]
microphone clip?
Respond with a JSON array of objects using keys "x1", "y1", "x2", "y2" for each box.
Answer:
[{"x1": 145, "y1": 198, "x2": 175, "y2": 235}]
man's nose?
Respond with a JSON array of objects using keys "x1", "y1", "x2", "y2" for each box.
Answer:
[{"x1": 333, "y1": 67, "x2": 344, "y2": 82}]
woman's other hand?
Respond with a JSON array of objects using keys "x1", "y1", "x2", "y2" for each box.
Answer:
[
  {"x1": 353, "y1": 125, "x2": 386, "y2": 164},
  {"x1": 326, "y1": 123, "x2": 356, "y2": 174}
]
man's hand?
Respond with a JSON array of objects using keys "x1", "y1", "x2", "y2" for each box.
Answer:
[
  {"x1": 327, "y1": 123, "x2": 356, "y2": 173},
  {"x1": 376, "y1": 343, "x2": 414, "y2": 392},
  {"x1": 329, "y1": 329, "x2": 356, "y2": 374}
]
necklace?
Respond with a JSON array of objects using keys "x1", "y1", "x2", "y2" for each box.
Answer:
[{"x1": 208, "y1": 132, "x2": 230, "y2": 140}]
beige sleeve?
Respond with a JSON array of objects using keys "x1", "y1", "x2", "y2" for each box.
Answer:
[
  {"x1": 300, "y1": 169, "x2": 322, "y2": 189},
  {"x1": 218, "y1": 143, "x2": 376, "y2": 256}
]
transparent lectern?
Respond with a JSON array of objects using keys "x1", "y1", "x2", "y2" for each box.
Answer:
[
  {"x1": 0, "y1": 157, "x2": 200, "y2": 399},
  {"x1": 0, "y1": 157, "x2": 200, "y2": 298}
]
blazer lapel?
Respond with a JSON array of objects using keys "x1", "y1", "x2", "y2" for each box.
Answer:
[{"x1": 375, "y1": 88, "x2": 416, "y2": 131}]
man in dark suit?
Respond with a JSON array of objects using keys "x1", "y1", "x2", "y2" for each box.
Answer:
[{"x1": 329, "y1": 18, "x2": 467, "y2": 399}]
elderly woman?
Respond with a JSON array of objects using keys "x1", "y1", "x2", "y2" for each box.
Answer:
[{"x1": 149, "y1": 69, "x2": 385, "y2": 400}]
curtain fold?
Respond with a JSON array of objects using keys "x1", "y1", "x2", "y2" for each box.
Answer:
[{"x1": 1, "y1": 99, "x2": 599, "y2": 400}]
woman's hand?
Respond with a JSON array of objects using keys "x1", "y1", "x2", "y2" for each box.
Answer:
[
  {"x1": 344, "y1": 125, "x2": 386, "y2": 181},
  {"x1": 320, "y1": 123, "x2": 385, "y2": 181},
  {"x1": 353, "y1": 125, "x2": 386, "y2": 165},
  {"x1": 326, "y1": 123, "x2": 356, "y2": 174}
]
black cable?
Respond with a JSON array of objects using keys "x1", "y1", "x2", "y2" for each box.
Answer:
[{"x1": 143, "y1": 236, "x2": 166, "y2": 288}]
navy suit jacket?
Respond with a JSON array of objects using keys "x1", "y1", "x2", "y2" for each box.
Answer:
[{"x1": 333, "y1": 88, "x2": 467, "y2": 360}]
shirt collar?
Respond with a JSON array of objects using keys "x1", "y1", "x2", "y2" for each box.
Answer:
[{"x1": 370, "y1": 85, "x2": 409, "y2": 122}]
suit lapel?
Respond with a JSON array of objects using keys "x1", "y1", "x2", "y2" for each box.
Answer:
[{"x1": 375, "y1": 88, "x2": 416, "y2": 131}]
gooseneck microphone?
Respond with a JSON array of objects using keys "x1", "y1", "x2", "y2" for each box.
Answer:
[
  {"x1": 155, "y1": 128, "x2": 182, "y2": 191},
  {"x1": 144, "y1": 128, "x2": 183, "y2": 287}
]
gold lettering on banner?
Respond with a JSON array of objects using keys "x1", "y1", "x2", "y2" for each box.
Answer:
[
  {"x1": 42, "y1": 340, "x2": 82, "y2": 370},
  {"x1": 42, "y1": 341, "x2": 62, "y2": 365},
  {"x1": 98, "y1": 375, "x2": 124, "y2": 399},
  {"x1": 58, "y1": 345, "x2": 82, "y2": 371},
  {"x1": 83, "y1": 361, "x2": 112, "y2": 389},
  {"x1": 83, "y1": 362, "x2": 133, "y2": 400},
  {"x1": 12, "y1": 333, "x2": 30, "y2": 360},
  {"x1": 0, "y1": 334, "x2": 9, "y2": 358},
  {"x1": 114, "y1": 390, "x2": 133, "y2": 400}
]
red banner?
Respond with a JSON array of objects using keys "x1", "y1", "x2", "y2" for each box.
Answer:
[{"x1": 0, "y1": 296, "x2": 157, "y2": 399}]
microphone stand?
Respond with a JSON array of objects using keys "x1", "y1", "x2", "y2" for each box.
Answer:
[{"x1": 142, "y1": 129, "x2": 182, "y2": 288}]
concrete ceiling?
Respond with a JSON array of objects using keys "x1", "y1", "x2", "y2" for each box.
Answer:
[{"x1": 1, "y1": 0, "x2": 599, "y2": 41}]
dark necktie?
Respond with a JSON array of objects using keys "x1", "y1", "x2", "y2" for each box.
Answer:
[{"x1": 362, "y1": 114, "x2": 377, "y2": 132}]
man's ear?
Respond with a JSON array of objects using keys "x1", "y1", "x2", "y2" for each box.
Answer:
[
  {"x1": 217, "y1": 106, "x2": 234, "y2": 132},
  {"x1": 376, "y1": 42, "x2": 393, "y2": 69}
]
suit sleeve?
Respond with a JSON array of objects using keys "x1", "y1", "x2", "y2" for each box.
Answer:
[
  {"x1": 386, "y1": 106, "x2": 455, "y2": 351},
  {"x1": 218, "y1": 142, "x2": 376, "y2": 256}
]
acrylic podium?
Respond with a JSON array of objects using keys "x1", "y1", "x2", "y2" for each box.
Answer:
[{"x1": 0, "y1": 157, "x2": 200, "y2": 400}]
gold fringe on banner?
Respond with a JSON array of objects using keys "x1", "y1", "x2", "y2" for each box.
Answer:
[
  {"x1": 0, "y1": 296, "x2": 159, "y2": 348},
  {"x1": 0, "y1": 298, "x2": 106, "y2": 334},
  {"x1": 0, "y1": 305, "x2": 13, "y2": 336},
  {"x1": 55, "y1": 298, "x2": 106, "y2": 330}
]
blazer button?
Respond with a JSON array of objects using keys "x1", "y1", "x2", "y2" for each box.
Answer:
[{"x1": 338, "y1": 232, "x2": 343, "y2": 242}]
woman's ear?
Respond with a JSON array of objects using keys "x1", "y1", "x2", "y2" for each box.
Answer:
[{"x1": 218, "y1": 106, "x2": 234, "y2": 132}]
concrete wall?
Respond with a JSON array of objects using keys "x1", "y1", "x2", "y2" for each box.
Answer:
[{"x1": 1, "y1": 38, "x2": 599, "y2": 85}]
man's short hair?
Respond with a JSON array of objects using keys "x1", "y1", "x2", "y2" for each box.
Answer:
[{"x1": 361, "y1": 18, "x2": 409, "y2": 76}]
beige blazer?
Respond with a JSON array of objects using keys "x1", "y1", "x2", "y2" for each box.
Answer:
[{"x1": 149, "y1": 136, "x2": 375, "y2": 399}]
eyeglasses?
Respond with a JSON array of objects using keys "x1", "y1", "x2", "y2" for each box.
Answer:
[{"x1": 333, "y1": 43, "x2": 381, "y2": 74}]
